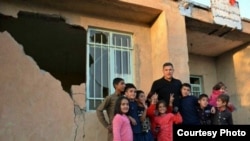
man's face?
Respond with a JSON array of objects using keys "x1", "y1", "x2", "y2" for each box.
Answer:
[{"x1": 163, "y1": 65, "x2": 174, "y2": 80}]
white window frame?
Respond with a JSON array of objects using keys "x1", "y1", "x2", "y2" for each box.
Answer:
[
  {"x1": 190, "y1": 75, "x2": 203, "y2": 97},
  {"x1": 86, "y1": 27, "x2": 134, "y2": 111}
]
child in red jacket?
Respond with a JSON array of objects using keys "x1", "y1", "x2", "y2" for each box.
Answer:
[
  {"x1": 154, "y1": 98, "x2": 182, "y2": 141},
  {"x1": 147, "y1": 93, "x2": 181, "y2": 141}
]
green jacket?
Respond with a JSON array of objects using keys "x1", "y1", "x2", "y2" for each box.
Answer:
[{"x1": 96, "y1": 93, "x2": 121, "y2": 128}]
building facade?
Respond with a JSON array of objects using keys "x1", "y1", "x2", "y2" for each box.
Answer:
[{"x1": 1, "y1": 0, "x2": 250, "y2": 141}]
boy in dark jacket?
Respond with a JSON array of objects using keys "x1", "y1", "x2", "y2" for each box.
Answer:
[
  {"x1": 197, "y1": 94, "x2": 213, "y2": 125},
  {"x1": 212, "y1": 94, "x2": 233, "y2": 125},
  {"x1": 179, "y1": 83, "x2": 200, "y2": 125}
]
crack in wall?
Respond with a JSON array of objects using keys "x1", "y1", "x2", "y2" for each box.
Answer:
[
  {"x1": 71, "y1": 84, "x2": 86, "y2": 141},
  {"x1": 74, "y1": 105, "x2": 86, "y2": 141}
]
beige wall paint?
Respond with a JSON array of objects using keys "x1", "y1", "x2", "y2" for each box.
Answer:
[
  {"x1": 0, "y1": 32, "x2": 75, "y2": 141},
  {"x1": 216, "y1": 44, "x2": 250, "y2": 124},
  {"x1": 2, "y1": 1, "x2": 250, "y2": 141},
  {"x1": 150, "y1": 11, "x2": 168, "y2": 87},
  {"x1": 165, "y1": 1, "x2": 190, "y2": 83},
  {"x1": 149, "y1": 1, "x2": 190, "y2": 86},
  {"x1": 188, "y1": 54, "x2": 217, "y2": 95},
  {"x1": 84, "y1": 112, "x2": 108, "y2": 140}
]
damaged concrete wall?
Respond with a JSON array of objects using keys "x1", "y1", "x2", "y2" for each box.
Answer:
[
  {"x1": 71, "y1": 84, "x2": 86, "y2": 141},
  {"x1": 0, "y1": 32, "x2": 75, "y2": 141}
]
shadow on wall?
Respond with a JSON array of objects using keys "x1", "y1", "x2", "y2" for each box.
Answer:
[{"x1": 0, "y1": 11, "x2": 87, "y2": 94}]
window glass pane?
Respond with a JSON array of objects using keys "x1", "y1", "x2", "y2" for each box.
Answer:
[
  {"x1": 122, "y1": 51, "x2": 129, "y2": 73},
  {"x1": 192, "y1": 92, "x2": 200, "y2": 98},
  {"x1": 115, "y1": 50, "x2": 121, "y2": 73},
  {"x1": 115, "y1": 50, "x2": 130, "y2": 74},
  {"x1": 190, "y1": 76, "x2": 203, "y2": 97},
  {"x1": 190, "y1": 77, "x2": 200, "y2": 84},
  {"x1": 90, "y1": 30, "x2": 109, "y2": 44},
  {"x1": 89, "y1": 45, "x2": 109, "y2": 98},
  {"x1": 192, "y1": 86, "x2": 200, "y2": 92},
  {"x1": 113, "y1": 34, "x2": 131, "y2": 47}
]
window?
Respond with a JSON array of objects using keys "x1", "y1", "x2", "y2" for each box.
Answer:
[
  {"x1": 86, "y1": 28, "x2": 133, "y2": 110},
  {"x1": 190, "y1": 75, "x2": 203, "y2": 97}
]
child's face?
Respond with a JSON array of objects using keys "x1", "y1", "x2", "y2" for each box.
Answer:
[
  {"x1": 198, "y1": 97, "x2": 208, "y2": 108},
  {"x1": 158, "y1": 103, "x2": 167, "y2": 114},
  {"x1": 116, "y1": 81, "x2": 125, "y2": 93},
  {"x1": 216, "y1": 98, "x2": 226, "y2": 108},
  {"x1": 125, "y1": 88, "x2": 136, "y2": 100},
  {"x1": 181, "y1": 86, "x2": 190, "y2": 97},
  {"x1": 219, "y1": 86, "x2": 227, "y2": 94},
  {"x1": 137, "y1": 93, "x2": 146, "y2": 103},
  {"x1": 120, "y1": 99, "x2": 129, "y2": 114}
]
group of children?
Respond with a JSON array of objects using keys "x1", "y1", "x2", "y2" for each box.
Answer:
[
  {"x1": 179, "y1": 82, "x2": 234, "y2": 126},
  {"x1": 97, "y1": 78, "x2": 235, "y2": 141},
  {"x1": 112, "y1": 82, "x2": 182, "y2": 141}
]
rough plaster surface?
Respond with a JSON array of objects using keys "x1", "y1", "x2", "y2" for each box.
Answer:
[
  {"x1": 0, "y1": 32, "x2": 75, "y2": 141},
  {"x1": 71, "y1": 84, "x2": 86, "y2": 141}
]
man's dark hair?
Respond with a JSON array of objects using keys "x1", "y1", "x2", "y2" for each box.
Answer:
[
  {"x1": 113, "y1": 77, "x2": 124, "y2": 88},
  {"x1": 181, "y1": 83, "x2": 191, "y2": 89},
  {"x1": 217, "y1": 94, "x2": 230, "y2": 105},
  {"x1": 114, "y1": 96, "x2": 129, "y2": 115},
  {"x1": 124, "y1": 83, "x2": 136, "y2": 92},
  {"x1": 162, "y1": 62, "x2": 173, "y2": 68},
  {"x1": 198, "y1": 93, "x2": 208, "y2": 100}
]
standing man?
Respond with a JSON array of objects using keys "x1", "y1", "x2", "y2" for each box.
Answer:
[
  {"x1": 149, "y1": 62, "x2": 182, "y2": 110},
  {"x1": 96, "y1": 77, "x2": 126, "y2": 141}
]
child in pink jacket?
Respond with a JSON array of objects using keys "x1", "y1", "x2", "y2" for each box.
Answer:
[
  {"x1": 209, "y1": 82, "x2": 236, "y2": 112},
  {"x1": 112, "y1": 96, "x2": 133, "y2": 141}
]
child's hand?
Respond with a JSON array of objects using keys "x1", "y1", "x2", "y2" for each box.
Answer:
[
  {"x1": 151, "y1": 94, "x2": 158, "y2": 104},
  {"x1": 129, "y1": 117, "x2": 137, "y2": 126},
  {"x1": 142, "y1": 101, "x2": 148, "y2": 109},
  {"x1": 106, "y1": 125, "x2": 112, "y2": 133},
  {"x1": 211, "y1": 106, "x2": 216, "y2": 114},
  {"x1": 169, "y1": 93, "x2": 174, "y2": 106},
  {"x1": 228, "y1": 102, "x2": 236, "y2": 112}
]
